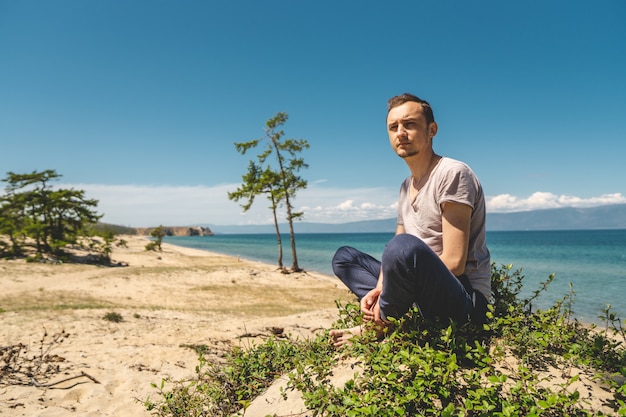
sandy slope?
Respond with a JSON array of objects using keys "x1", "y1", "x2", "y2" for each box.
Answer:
[{"x1": 0, "y1": 236, "x2": 348, "y2": 416}]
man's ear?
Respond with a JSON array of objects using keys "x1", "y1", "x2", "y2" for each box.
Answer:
[{"x1": 429, "y1": 121, "x2": 438, "y2": 139}]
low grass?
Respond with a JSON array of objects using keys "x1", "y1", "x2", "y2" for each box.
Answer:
[
  {"x1": 1, "y1": 262, "x2": 347, "y2": 318},
  {"x1": 189, "y1": 283, "x2": 344, "y2": 317},
  {"x1": 0, "y1": 291, "x2": 117, "y2": 312},
  {"x1": 118, "y1": 266, "x2": 227, "y2": 277}
]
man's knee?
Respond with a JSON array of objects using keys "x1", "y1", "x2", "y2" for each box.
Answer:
[
  {"x1": 382, "y1": 234, "x2": 426, "y2": 267},
  {"x1": 332, "y1": 246, "x2": 356, "y2": 275}
]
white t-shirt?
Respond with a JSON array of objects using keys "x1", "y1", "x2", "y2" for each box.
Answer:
[{"x1": 397, "y1": 157, "x2": 491, "y2": 299}]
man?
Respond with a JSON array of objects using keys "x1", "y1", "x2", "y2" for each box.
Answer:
[{"x1": 330, "y1": 93, "x2": 490, "y2": 347}]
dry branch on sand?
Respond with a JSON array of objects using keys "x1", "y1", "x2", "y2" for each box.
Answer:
[{"x1": 1, "y1": 329, "x2": 99, "y2": 390}]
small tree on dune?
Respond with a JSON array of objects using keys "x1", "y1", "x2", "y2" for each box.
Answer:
[
  {"x1": 145, "y1": 225, "x2": 165, "y2": 252},
  {"x1": 230, "y1": 112, "x2": 309, "y2": 272},
  {"x1": 228, "y1": 161, "x2": 286, "y2": 270}
]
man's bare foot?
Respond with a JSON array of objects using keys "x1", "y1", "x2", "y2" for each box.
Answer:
[
  {"x1": 329, "y1": 326, "x2": 364, "y2": 347},
  {"x1": 329, "y1": 322, "x2": 390, "y2": 348}
]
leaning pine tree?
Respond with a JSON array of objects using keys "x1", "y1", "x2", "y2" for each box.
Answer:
[
  {"x1": 229, "y1": 112, "x2": 309, "y2": 272},
  {"x1": 228, "y1": 161, "x2": 287, "y2": 271}
]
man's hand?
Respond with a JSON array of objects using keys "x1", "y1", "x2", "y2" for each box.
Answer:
[{"x1": 361, "y1": 287, "x2": 382, "y2": 322}]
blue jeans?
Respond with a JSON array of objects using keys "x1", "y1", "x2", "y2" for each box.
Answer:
[{"x1": 332, "y1": 234, "x2": 486, "y2": 324}]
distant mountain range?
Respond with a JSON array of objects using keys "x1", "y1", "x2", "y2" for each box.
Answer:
[
  {"x1": 487, "y1": 204, "x2": 626, "y2": 231},
  {"x1": 206, "y1": 204, "x2": 626, "y2": 234}
]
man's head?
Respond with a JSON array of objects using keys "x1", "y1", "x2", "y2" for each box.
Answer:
[
  {"x1": 386, "y1": 93, "x2": 438, "y2": 160},
  {"x1": 387, "y1": 93, "x2": 435, "y2": 126}
]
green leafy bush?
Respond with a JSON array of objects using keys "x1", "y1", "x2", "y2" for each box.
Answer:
[
  {"x1": 145, "y1": 226, "x2": 165, "y2": 252},
  {"x1": 145, "y1": 264, "x2": 626, "y2": 416},
  {"x1": 103, "y1": 312, "x2": 123, "y2": 323},
  {"x1": 145, "y1": 337, "x2": 320, "y2": 416}
]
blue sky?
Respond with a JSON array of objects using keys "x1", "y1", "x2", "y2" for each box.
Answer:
[{"x1": 1, "y1": 1, "x2": 625, "y2": 227}]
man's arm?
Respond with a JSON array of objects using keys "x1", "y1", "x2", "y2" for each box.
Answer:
[{"x1": 440, "y1": 201, "x2": 472, "y2": 276}]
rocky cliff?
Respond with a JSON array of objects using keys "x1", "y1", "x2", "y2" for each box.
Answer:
[{"x1": 135, "y1": 226, "x2": 213, "y2": 236}]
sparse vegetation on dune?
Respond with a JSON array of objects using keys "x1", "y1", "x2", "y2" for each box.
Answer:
[
  {"x1": 89, "y1": 222, "x2": 137, "y2": 236},
  {"x1": 0, "y1": 237, "x2": 348, "y2": 416},
  {"x1": 145, "y1": 264, "x2": 626, "y2": 417}
]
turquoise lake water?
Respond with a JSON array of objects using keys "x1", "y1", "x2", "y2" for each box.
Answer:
[{"x1": 164, "y1": 229, "x2": 626, "y2": 324}]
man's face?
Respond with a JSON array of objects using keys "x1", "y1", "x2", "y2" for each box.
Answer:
[{"x1": 386, "y1": 101, "x2": 437, "y2": 159}]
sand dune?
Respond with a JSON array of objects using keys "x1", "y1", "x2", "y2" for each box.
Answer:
[
  {"x1": 1, "y1": 236, "x2": 347, "y2": 416},
  {"x1": 1, "y1": 236, "x2": 618, "y2": 416}
]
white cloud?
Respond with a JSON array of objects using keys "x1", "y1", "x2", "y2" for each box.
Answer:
[
  {"x1": 486, "y1": 192, "x2": 626, "y2": 213},
  {"x1": 65, "y1": 183, "x2": 247, "y2": 227},
  {"x1": 300, "y1": 199, "x2": 397, "y2": 223},
  {"x1": 295, "y1": 186, "x2": 398, "y2": 223},
  {"x1": 337, "y1": 200, "x2": 354, "y2": 210},
  {"x1": 64, "y1": 182, "x2": 399, "y2": 226},
  {"x1": 62, "y1": 183, "x2": 626, "y2": 226}
]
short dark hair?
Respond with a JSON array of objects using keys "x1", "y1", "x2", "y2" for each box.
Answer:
[{"x1": 387, "y1": 93, "x2": 435, "y2": 125}]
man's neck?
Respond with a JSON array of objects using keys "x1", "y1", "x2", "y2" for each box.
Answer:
[{"x1": 407, "y1": 150, "x2": 437, "y2": 181}]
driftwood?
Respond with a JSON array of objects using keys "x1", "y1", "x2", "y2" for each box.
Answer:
[
  {"x1": 31, "y1": 371, "x2": 100, "y2": 389},
  {"x1": 1, "y1": 329, "x2": 99, "y2": 390},
  {"x1": 237, "y1": 326, "x2": 286, "y2": 339}
]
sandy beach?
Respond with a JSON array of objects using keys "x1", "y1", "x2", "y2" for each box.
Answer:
[
  {"x1": 0, "y1": 236, "x2": 349, "y2": 416},
  {"x1": 1, "y1": 235, "x2": 621, "y2": 416}
]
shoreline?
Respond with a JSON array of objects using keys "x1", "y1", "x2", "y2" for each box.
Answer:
[
  {"x1": 0, "y1": 235, "x2": 349, "y2": 417},
  {"x1": 162, "y1": 232, "x2": 626, "y2": 326},
  {"x1": 161, "y1": 234, "x2": 342, "y2": 278}
]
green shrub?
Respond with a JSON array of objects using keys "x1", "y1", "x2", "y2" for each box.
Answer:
[
  {"x1": 103, "y1": 312, "x2": 123, "y2": 323},
  {"x1": 145, "y1": 337, "x2": 317, "y2": 416},
  {"x1": 145, "y1": 226, "x2": 165, "y2": 252},
  {"x1": 144, "y1": 263, "x2": 626, "y2": 416}
]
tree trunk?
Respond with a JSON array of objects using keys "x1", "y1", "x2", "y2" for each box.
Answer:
[
  {"x1": 287, "y1": 218, "x2": 300, "y2": 272},
  {"x1": 283, "y1": 193, "x2": 301, "y2": 272},
  {"x1": 271, "y1": 206, "x2": 284, "y2": 270}
]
